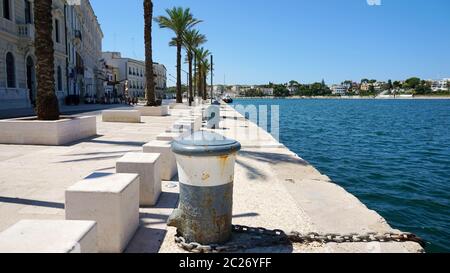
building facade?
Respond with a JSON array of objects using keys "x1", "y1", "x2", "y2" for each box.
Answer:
[
  {"x1": 0, "y1": 0, "x2": 103, "y2": 110},
  {"x1": 331, "y1": 84, "x2": 347, "y2": 95},
  {"x1": 431, "y1": 79, "x2": 449, "y2": 92},
  {"x1": 102, "y1": 51, "x2": 167, "y2": 99}
]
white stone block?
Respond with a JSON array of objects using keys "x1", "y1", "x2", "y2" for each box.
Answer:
[
  {"x1": 102, "y1": 110, "x2": 141, "y2": 123},
  {"x1": 143, "y1": 140, "x2": 177, "y2": 180},
  {"x1": 139, "y1": 105, "x2": 169, "y2": 116},
  {"x1": 173, "y1": 120, "x2": 195, "y2": 133},
  {"x1": 0, "y1": 116, "x2": 97, "y2": 145},
  {"x1": 116, "y1": 152, "x2": 162, "y2": 206},
  {"x1": 65, "y1": 173, "x2": 140, "y2": 253},
  {"x1": 0, "y1": 220, "x2": 98, "y2": 253},
  {"x1": 156, "y1": 132, "x2": 182, "y2": 142}
]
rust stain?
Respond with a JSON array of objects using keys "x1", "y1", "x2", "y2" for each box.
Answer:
[
  {"x1": 201, "y1": 172, "x2": 210, "y2": 182},
  {"x1": 218, "y1": 155, "x2": 229, "y2": 175}
]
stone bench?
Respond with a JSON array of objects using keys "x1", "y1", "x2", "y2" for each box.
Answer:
[
  {"x1": 102, "y1": 110, "x2": 141, "y2": 123},
  {"x1": 65, "y1": 173, "x2": 140, "y2": 253},
  {"x1": 0, "y1": 220, "x2": 98, "y2": 253},
  {"x1": 116, "y1": 152, "x2": 161, "y2": 206},
  {"x1": 139, "y1": 105, "x2": 169, "y2": 117},
  {"x1": 143, "y1": 140, "x2": 177, "y2": 181}
]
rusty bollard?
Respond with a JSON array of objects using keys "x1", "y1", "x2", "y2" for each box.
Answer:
[{"x1": 169, "y1": 131, "x2": 241, "y2": 245}]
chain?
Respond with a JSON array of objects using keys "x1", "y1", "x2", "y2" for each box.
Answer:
[{"x1": 174, "y1": 225, "x2": 427, "y2": 253}]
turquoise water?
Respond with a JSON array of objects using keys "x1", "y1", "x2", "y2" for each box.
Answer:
[{"x1": 232, "y1": 99, "x2": 450, "y2": 253}]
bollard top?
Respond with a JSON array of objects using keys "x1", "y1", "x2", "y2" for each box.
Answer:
[{"x1": 171, "y1": 131, "x2": 241, "y2": 157}]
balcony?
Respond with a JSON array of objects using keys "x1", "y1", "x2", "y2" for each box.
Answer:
[{"x1": 17, "y1": 24, "x2": 35, "y2": 41}]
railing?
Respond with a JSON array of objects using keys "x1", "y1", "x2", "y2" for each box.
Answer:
[{"x1": 17, "y1": 24, "x2": 35, "y2": 40}]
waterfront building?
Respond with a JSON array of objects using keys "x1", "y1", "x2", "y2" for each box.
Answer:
[
  {"x1": 102, "y1": 52, "x2": 167, "y2": 99},
  {"x1": 431, "y1": 79, "x2": 448, "y2": 92},
  {"x1": 331, "y1": 84, "x2": 347, "y2": 95},
  {"x1": 66, "y1": 0, "x2": 104, "y2": 104},
  {"x1": 259, "y1": 87, "x2": 274, "y2": 96},
  {"x1": 0, "y1": 0, "x2": 103, "y2": 110}
]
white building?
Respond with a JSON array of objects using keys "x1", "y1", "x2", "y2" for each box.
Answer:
[
  {"x1": 331, "y1": 84, "x2": 347, "y2": 95},
  {"x1": 259, "y1": 87, "x2": 274, "y2": 96},
  {"x1": 102, "y1": 52, "x2": 167, "y2": 99},
  {"x1": 0, "y1": 0, "x2": 103, "y2": 110},
  {"x1": 66, "y1": 0, "x2": 103, "y2": 103},
  {"x1": 431, "y1": 79, "x2": 449, "y2": 92}
]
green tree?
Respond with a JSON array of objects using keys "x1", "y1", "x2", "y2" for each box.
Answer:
[
  {"x1": 273, "y1": 85, "x2": 290, "y2": 97},
  {"x1": 144, "y1": 0, "x2": 157, "y2": 106},
  {"x1": 404, "y1": 77, "x2": 421, "y2": 89},
  {"x1": 178, "y1": 29, "x2": 207, "y2": 105},
  {"x1": 194, "y1": 47, "x2": 211, "y2": 100},
  {"x1": 155, "y1": 7, "x2": 202, "y2": 103},
  {"x1": 35, "y1": 0, "x2": 60, "y2": 120}
]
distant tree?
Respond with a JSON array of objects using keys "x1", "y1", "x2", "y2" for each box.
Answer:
[
  {"x1": 387, "y1": 79, "x2": 393, "y2": 91},
  {"x1": 155, "y1": 7, "x2": 202, "y2": 103},
  {"x1": 273, "y1": 85, "x2": 290, "y2": 97},
  {"x1": 289, "y1": 80, "x2": 300, "y2": 87},
  {"x1": 404, "y1": 77, "x2": 421, "y2": 89},
  {"x1": 361, "y1": 79, "x2": 369, "y2": 84},
  {"x1": 369, "y1": 79, "x2": 377, "y2": 84}
]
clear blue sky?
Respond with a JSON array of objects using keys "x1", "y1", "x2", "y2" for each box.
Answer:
[{"x1": 91, "y1": 0, "x2": 450, "y2": 85}]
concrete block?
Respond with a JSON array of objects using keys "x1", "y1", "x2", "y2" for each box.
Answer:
[
  {"x1": 173, "y1": 122, "x2": 193, "y2": 130},
  {"x1": 143, "y1": 140, "x2": 177, "y2": 180},
  {"x1": 102, "y1": 110, "x2": 141, "y2": 123},
  {"x1": 0, "y1": 220, "x2": 98, "y2": 253},
  {"x1": 65, "y1": 173, "x2": 140, "y2": 253},
  {"x1": 116, "y1": 152, "x2": 162, "y2": 206},
  {"x1": 156, "y1": 132, "x2": 182, "y2": 142},
  {"x1": 139, "y1": 105, "x2": 169, "y2": 116},
  {"x1": 0, "y1": 116, "x2": 97, "y2": 145},
  {"x1": 166, "y1": 127, "x2": 189, "y2": 134}
]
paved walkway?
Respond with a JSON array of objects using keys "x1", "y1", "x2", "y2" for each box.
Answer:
[{"x1": 0, "y1": 104, "x2": 423, "y2": 253}]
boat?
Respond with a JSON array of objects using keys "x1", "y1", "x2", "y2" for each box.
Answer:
[{"x1": 222, "y1": 94, "x2": 233, "y2": 104}]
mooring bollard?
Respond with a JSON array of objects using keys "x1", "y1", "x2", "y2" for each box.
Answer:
[
  {"x1": 205, "y1": 105, "x2": 221, "y2": 129},
  {"x1": 168, "y1": 131, "x2": 241, "y2": 245}
]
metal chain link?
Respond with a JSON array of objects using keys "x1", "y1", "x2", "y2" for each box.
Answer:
[{"x1": 174, "y1": 225, "x2": 427, "y2": 253}]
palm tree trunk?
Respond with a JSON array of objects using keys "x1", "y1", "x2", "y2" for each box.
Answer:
[
  {"x1": 193, "y1": 56, "x2": 196, "y2": 99},
  {"x1": 203, "y1": 72, "x2": 207, "y2": 100},
  {"x1": 198, "y1": 68, "x2": 203, "y2": 100},
  {"x1": 176, "y1": 40, "x2": 182, "y2": 103},
  {"x1": 35, "y1": 0, "x2": 59, "y2": 120},
  {"x1": 144, "y1": 0, "x2": 156, "y2": 106},
  {"x1": 188, "y1": 52, "x2": 193, "y2": 106}
]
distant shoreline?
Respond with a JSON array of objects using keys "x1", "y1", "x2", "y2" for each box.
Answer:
[{"x1": 234, "y1": 95, "x2": 450, "y2": 100}]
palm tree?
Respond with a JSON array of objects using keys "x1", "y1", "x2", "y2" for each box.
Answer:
[
  {"x1": 35, "y1": 0, "x2": 59, "y2": 120},
  {"x1": 182, "y1": 29, "x2": 206, "y2": 105},
  {"x1": 155, "y1": 7, "x2": 202, "y2": 104},
  {"x1": 201, "y1": 59, "x2": 211, "y2": 101},
  {"x1": 194, "y1": 47, "x2": 211, "y2": 100},
  {"x1": 144, "y1": 0, "x2": 157, "y2": 106}
]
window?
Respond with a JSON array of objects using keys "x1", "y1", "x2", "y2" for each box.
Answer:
[
  {"x1": 55, "y1": 19, "x2": 60, "y2": 43},
  {"x1": 129, "y1": 67, "x2": 132, "y2": 75},
  {"x1": 25, "y1": 0, "x2": 32, "y2": 23},
  {"x1": 57, "y1": 66, "x2": 62, "y2": 91},
  {"x1": 3, "y1": 0, "x2": 10, "y2": 20},
  {"x1": 6, "y1": 52, "x2": 15, "y2": 88}
]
